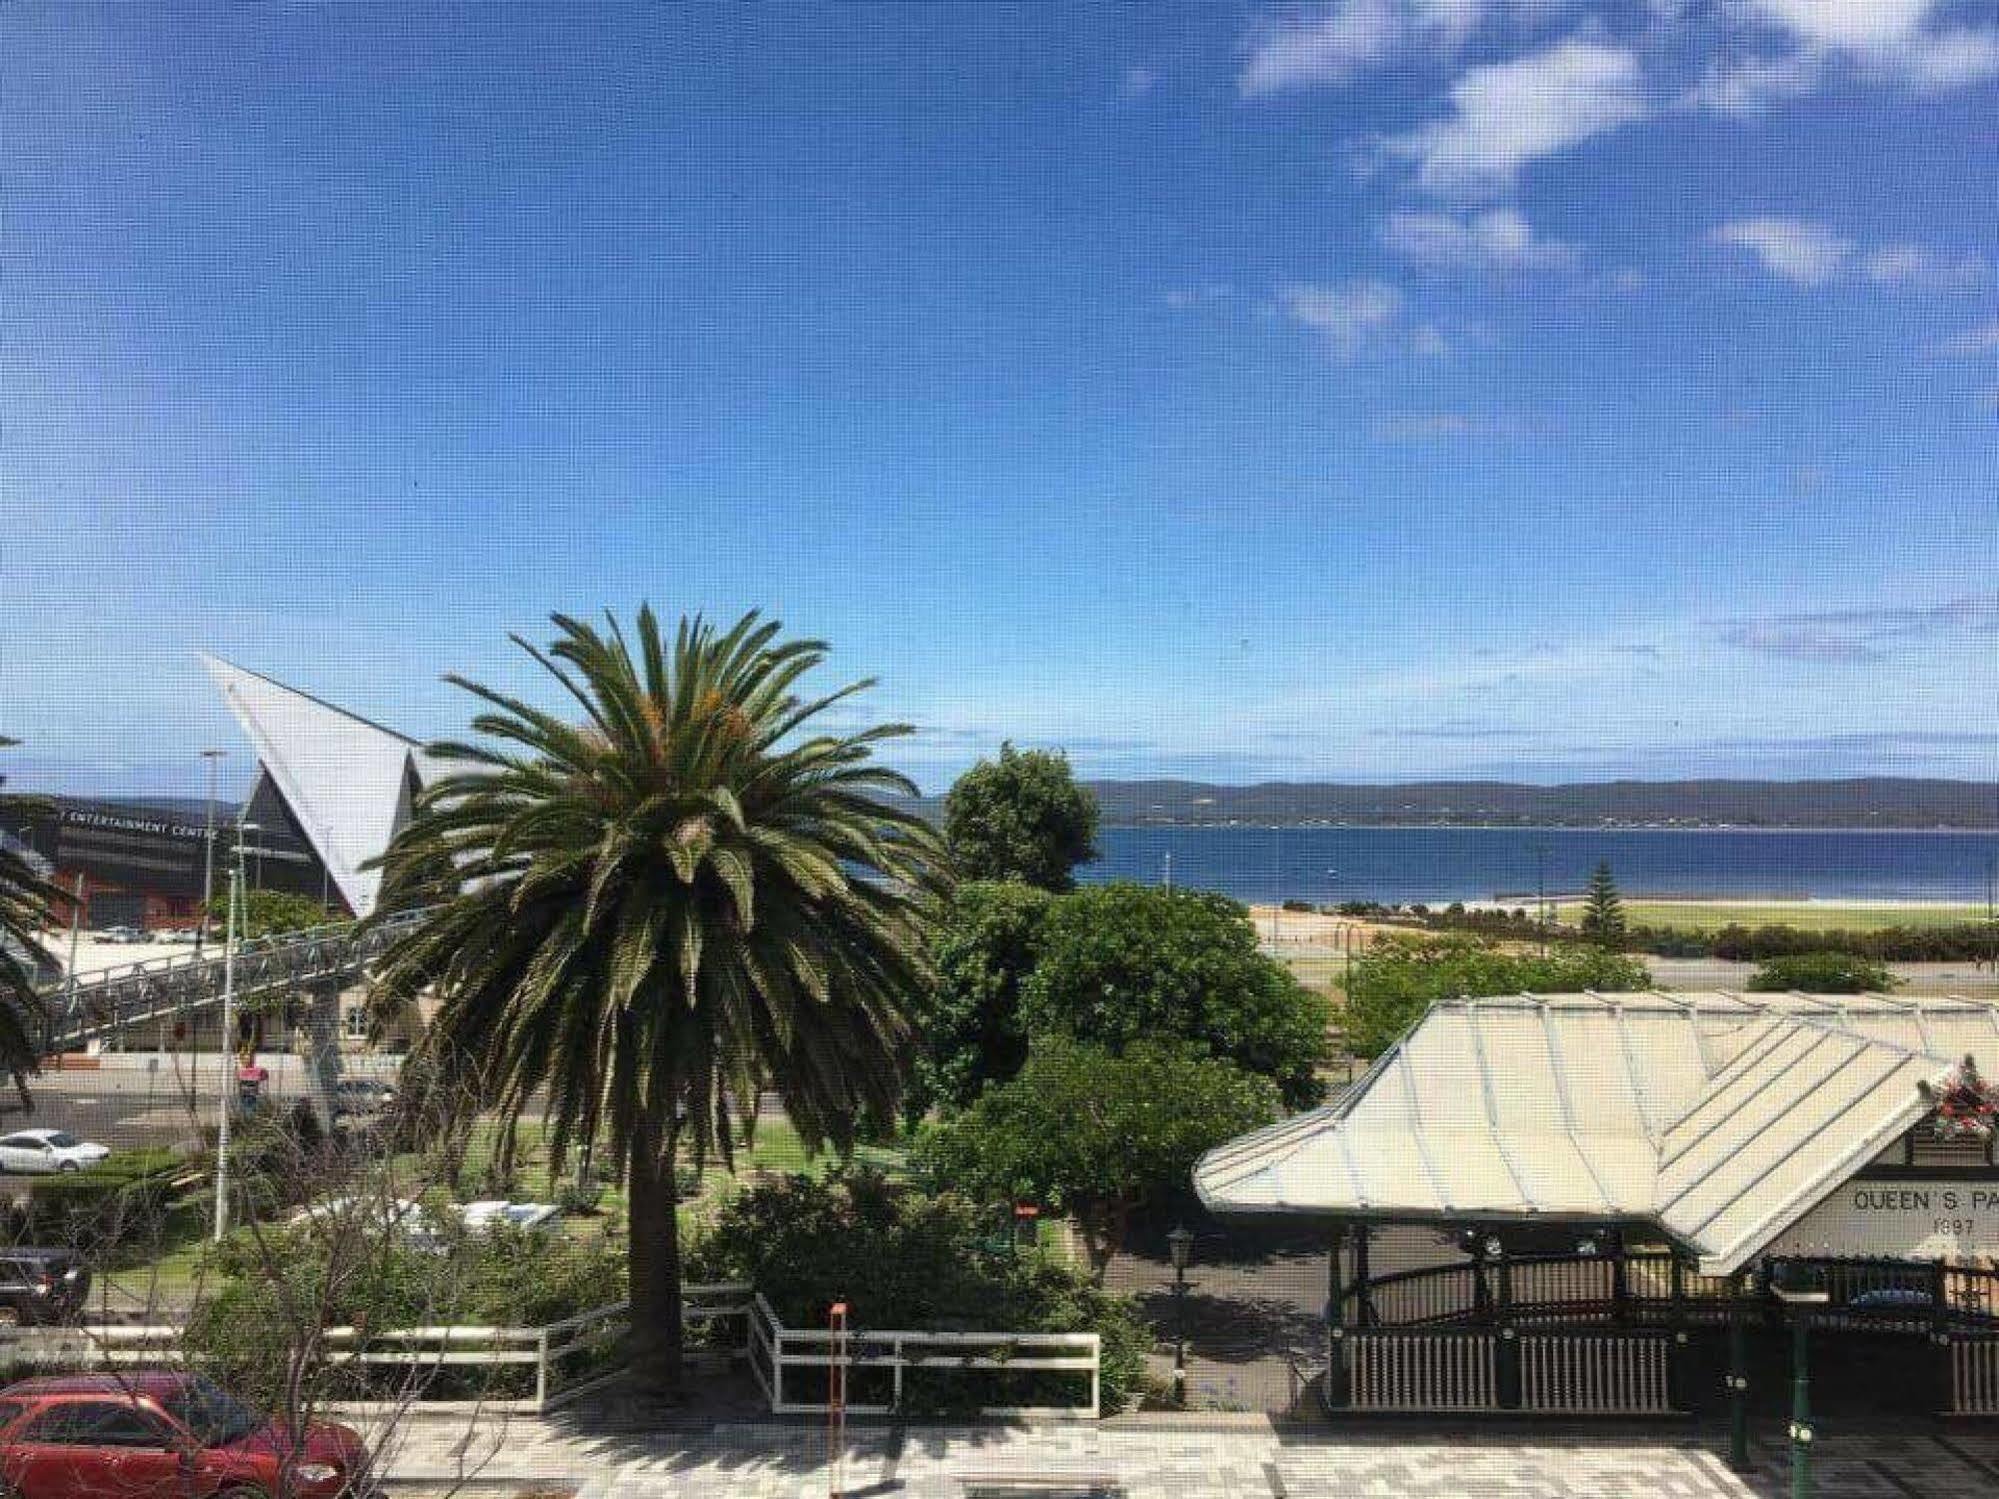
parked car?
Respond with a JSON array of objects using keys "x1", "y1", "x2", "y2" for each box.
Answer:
[
  {"x1": 0, "y1": 1371, "x2": 375, "y2": 1498},
  {"x1": 457, "y1": 1199, "x2": 561, "y2": 1233},
  {"x1": 0, "y1": 1131, "x2": 111, "y2": 1175},
  {"x1": 0, "y1": 1250, "x2": 90, "y2": 1327},
  {"x1": 94, "y1": 926, "x2": 151, "y2": 945}
]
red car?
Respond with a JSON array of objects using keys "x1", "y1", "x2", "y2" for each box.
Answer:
[{"x1": 0, "y1": 1372, "x2": 374, "y2": 1498}]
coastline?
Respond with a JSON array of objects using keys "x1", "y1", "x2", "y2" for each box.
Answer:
[{"x1": 1103, "y1": 821, "x2": 1999, "y2": 835}]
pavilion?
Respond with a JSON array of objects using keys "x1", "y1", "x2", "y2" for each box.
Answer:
[{"x1": 1195, "y1": 991, "x2": 1999, "y2": 1453}]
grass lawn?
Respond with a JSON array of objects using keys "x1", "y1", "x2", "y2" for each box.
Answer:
[{"x1": 1552, "y1": 899, "x2": 1991, "y2": 933}]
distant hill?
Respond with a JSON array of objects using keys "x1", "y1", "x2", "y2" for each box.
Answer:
[{"x1": 1076, "y1": 778, "x2": 1999, "y2": 830}]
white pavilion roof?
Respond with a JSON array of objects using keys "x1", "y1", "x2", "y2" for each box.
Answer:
[{"x1": 1194, "y1": 991, "x2": 1999, "y2": 1276}]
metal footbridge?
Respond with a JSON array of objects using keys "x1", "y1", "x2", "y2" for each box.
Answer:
[{"x1": 34, "y1": 912, "x2": 427, "y2": 1054}]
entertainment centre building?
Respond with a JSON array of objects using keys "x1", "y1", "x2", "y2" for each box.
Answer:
[{"x1": 11, "y1": 657, "x2": 442, "y2": 929}]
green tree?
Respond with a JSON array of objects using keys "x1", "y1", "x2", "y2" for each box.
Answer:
[
  {"x1": 1341, "y1": 937, "x2": 1651, "y2": 1058},
  {"x1": 1022, "y1": 882, "x2": 1328, "y2": 1108},
  {"x1": 0, "y1": 738, "x2": 52, "y2": 1107},
  {"x1": 1747, "y1": 951, "x2": 1897, "y2": 994},
  {"x1": 371, "y1": 609, "x2": 948, "y2": 1391},
  {"x1": 943, "y1": 742, "x2": 1100, "y2": 891},
  {"x1": 910, "y1": 880, "x2": 1053, "y2": 1116},
  {"x1": 1580, "y1": 861, "x2": 1627, "y2": 948},
  {"x1": 218, "y1": 889, "x2": 339, "y2": 939},
  {"x1": 914, "y1": 1036, "x2": 1278, "y2": 1281}
]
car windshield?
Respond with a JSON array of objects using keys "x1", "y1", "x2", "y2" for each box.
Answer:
[
  {"x1": 160, "y1": 1378, "x2": 262, "y2": 1447},
  {"x1": 41, "y1": 1133, "x2": 79, "y2": 1148}
]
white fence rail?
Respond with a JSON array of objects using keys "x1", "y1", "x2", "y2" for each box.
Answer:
[
  {"x1": 746, "y1": 1293, "x2": 1100, "y2": 1420},
  {"x1": 0, "y1": 1283, "x2": 755, "y2": 1416}
]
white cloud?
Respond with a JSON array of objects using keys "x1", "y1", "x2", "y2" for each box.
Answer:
[
  {"x1": 1888, "y1": 25, "x2": 1999, "y2": 89},
  {"x1": 1239, "y1": 0, "x2": 1411, "y2": 95},
  {"x1": 1725, "y1": 0, "x2": 1999, "y2": 94},
  {"x1": 1238, "y1": 1, "x2": 1571, "y2": 96},
  {"x1": 1709, "y1": 216, "x2": 1853, "y2": 284},
  {"x1": 1380, "y1": 207, "x2": 1581, "y2": 270},
  {"x1": 1860, "y1": 242, "x2": 1989, "y2": 291},
  {"x1": 1711, "y1": 217, "x2": 1989, "y2": 291},
  {"x1": 1941, "y1": 319, "x2": 1999, "y2": 356},
  {"x1": 1681, "y1": 50, "x2": 1824, "y2": 117},
  {"x1": 1280, "y1": 278, "x2": 1407, "y2": 356},
  {"x1": 1736, "y1": 0, "x2": 1937, "y2": 50},
  {"x1": 1385, "y1": 40, "x2": 1648, "y2": 195}
]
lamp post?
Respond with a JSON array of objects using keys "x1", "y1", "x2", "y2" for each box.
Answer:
[
  {"x1": 1773, "y1": 1272, "x2": 1830, "y2": 1499},
  {"x1": 212, "y1": 858, "x2": 242, "y2": 1243},
  {"x1": 1167, "y1": 1224, "x2": 1194, "y2": 1407},
  {"x1": 196, "y1": 749, "x2": 226, "y2": 957}
]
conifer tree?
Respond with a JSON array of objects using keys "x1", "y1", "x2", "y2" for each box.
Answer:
[{"x1": 1580, "y1": 861, "x2": 1627, "y2": 949}]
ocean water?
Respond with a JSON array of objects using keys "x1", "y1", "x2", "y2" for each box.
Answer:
[{"x1": 1083, "y1": 825, "x2": 1999, "y2": 906}]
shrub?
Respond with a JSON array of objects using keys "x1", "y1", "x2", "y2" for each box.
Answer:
[
  {"x1": 688, "y1": 1171, "x2": 1150, "y2": 1413},
  {"x1": 1341, "y1": 937, "x2": 1651, "y2": 1058},
  {"x1": 1747, "y1": 951, "x2": 1898, "y2": 994},
  {"x1": 23, "y1": 1149, "x2": 188, "y2": 1252}
]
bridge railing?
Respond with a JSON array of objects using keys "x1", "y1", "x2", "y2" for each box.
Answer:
[{"x1": 37, "y1": 909, "x2": 433, "y2": 1052}]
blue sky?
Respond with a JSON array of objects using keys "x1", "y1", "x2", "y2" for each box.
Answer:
[{"x1": 3, "y1": 1, "x2": 1995, "y2": 797}]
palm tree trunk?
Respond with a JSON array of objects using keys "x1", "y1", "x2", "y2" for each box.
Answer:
[{"x1": 626, "y1": 1112, "x2": 685, "y2": 1392}]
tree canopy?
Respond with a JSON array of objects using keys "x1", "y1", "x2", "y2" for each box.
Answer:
[
  {"x1": 909, "y1": 879, "x2": 1052, "y2": 1116},
  {"x1": 1340, "y1": 936, "x2": 1651, "y2": 1059},
  {"x1": 914, "y1": 1036, "x2": 1278, "y2": 1281},
  {"x1": 1021, "y1": 882, "x2": 1328, "y2": 1108},
  {"x1": 371, "y1": 609, "x2": 949, "y2": 1389},
  {"x1": 943, "y1": 742, "x2": 1100, "y2": 891},
  {"x1": 0, "y1": 738, "x2": 52, "y2": 1105}
]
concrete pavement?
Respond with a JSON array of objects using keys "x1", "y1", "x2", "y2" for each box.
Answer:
[{"x1": 371, "y1": 1408, "x2": 1999, "y2": 1496}]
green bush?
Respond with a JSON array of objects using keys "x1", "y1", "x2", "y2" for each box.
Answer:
[
  {"x1": 1747, "y1": 951, "x2": 1898, "y2": 994},
  {"x1": 23, "y1": 1149, "x2": 189, "y2": 1251},
  {"x1": 183, "y1": 1215, "x2": 627, "y2": 1409},
  {"x1": 1341, "y1": 937, "x2": 1652, "y2": 1058},
  {"x1": 688, "y1": 1171, "x2": 1151, "y2": 1414}
]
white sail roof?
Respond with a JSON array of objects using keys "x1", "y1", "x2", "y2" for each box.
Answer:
[
  {"x1": 1195, "y1": 991, "x2": 1999, "y2": 1276},
  {"x1": 203, "y1": 655, "x2": 437, "y2": 918}
]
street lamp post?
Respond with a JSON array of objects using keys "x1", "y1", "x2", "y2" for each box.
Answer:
[
  {"x1": 1167, "y1": 1224, "x2": 1194, "y2": 1408},
  {"x1": 1773, "y1": 1274, "x2": 1831, "y2": 1499},
  {"x1": 212, "y1": 857, "x2": 243, "y2": 1243},
  {"x1": 196, "y1": 750, "x2": 225, "y2": 957}
]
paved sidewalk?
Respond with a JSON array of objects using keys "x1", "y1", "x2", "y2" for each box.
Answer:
[{"x1": 374, "y1": 1411, "x2": 1999, "y2": 1496}]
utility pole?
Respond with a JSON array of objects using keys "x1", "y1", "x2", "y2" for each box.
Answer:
[
  {"x1": 197, "y1": 750, "x2": 225, "y2": 957},
  {"x1": 1535, "y1": 841, "x2": 1549, "y2": 956},
  {"x1": 213, "y1": 858, "x2": 243, "y2": 1243}
]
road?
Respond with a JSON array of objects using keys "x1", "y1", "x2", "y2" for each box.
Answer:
[{"x1": 0, "y1": 1057, "x2": 398, "y2": 1196}]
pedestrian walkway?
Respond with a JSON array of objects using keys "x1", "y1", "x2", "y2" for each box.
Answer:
[{"x1": 376, "y1": 1409, "x2": 1999, "y2": 1496}]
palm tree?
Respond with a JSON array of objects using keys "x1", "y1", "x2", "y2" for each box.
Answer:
[
  {"x1": 370, "y1": 609, "x2": 949, "y2": 1390},
  {"x1": 0, "y1": 738, "x2": 55, "y2": 1107}
]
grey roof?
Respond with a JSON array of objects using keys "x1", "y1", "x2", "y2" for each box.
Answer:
[{"x1": 1194, "y1": 991, "x2": 1999, "y2": 1276}]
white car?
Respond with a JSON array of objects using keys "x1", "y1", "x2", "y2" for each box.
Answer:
[
  {"x1": 0, "y1": 1130, "x2": 112, "y2": 1175},
  {"x1": 457, "y1": 1199, "x2": 562, "y2": 1233}
]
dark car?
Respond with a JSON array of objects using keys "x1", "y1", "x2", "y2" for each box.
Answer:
[
  {"x1": 0, "y1": 1251, "x2": 89, "y2": 1327},
  {"x1": 0, "y1": 1371, "x2": 375, "y2": 1498}
]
